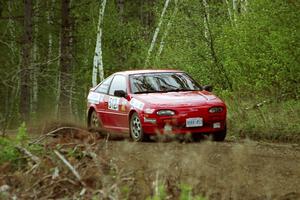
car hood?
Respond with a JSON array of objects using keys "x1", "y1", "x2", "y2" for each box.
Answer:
[{"x1": 132, "y1": 91, "x2": 224, "y2": 107}]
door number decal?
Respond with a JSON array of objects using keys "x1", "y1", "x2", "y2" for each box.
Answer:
[{"x1": 108, "y1": 97, "x2": 120, "y2": 111}]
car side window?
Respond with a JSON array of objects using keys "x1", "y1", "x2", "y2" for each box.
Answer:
[
  {"x1": 95, "y1": 75, "x2": 114, "y2": 94},
  {"x1": 109, "y1": 75, "x2": 127, "y2": 96}
]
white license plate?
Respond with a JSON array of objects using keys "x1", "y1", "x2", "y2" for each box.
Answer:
[{"x1": 186, "y1": 118, "x2": 203, "y2": 127}]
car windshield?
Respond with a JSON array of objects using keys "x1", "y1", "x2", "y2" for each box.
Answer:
[{"x1": 130, "y1": 72, "x2": 202, "y2": 94}]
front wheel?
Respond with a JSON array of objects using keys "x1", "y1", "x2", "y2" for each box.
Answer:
[
  {"x1": 191, "y1": 133, "x2": 203, "y2": 142},
  {"x1": 212, "y1": 129, "x2": 227, "y2": 141},
  {"x1": 130, "y1": 113, "x2": 145, "y2": 142}
]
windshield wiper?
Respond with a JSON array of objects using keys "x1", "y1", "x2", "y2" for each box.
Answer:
[
  {"x1": 165, "y1": 89, "x2": 197, "y2": 92},
  {"x1": 134, "y1": 90, "x2": 168, "y2": 94}
]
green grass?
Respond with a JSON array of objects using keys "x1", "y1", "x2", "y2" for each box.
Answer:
[
  {"x1": 147, "y1": 183, "x2": 207, "y2": 200},
  {"x1": 224, "y1": 96, "x2": 300, "y2": 143}
]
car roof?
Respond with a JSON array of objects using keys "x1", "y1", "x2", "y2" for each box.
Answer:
[{"x1": 114, "y1": 69, "x2": 184, "y2": 76}]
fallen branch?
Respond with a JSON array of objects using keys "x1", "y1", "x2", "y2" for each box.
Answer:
[
  {"x1": 25, "y1": 175, "x2": 52, "y2": 193},
  {"x1": 16, "y1": 145, "x2": 40, "y2": 164},
  {"x1": 245, "y1": 100, "x2": 270, "y2": 110},
  {"x1": 16, "y1": 145, "x2": 41, "y2": 174},
  {"x1": 30, "y1": 126, "x2": 88, "y2": 145},
  {"x1": 245, "y1": 93, "x2": 290, "y2": 110},
  {"x1": 54, "y1": 150, "x2": 86, "y2": 187}
]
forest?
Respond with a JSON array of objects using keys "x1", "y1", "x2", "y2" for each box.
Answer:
[
  {"x1": 0, "y1": 0, "x2": 299, "y2": 141},
  {"x1": 0, "y1": 0, "x2": 300, "y2": 199}
]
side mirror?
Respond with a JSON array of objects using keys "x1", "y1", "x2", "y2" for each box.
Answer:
[
  {"x1": 114, "y1": 90, "x2": 127, "y2": 98},
  {"x1": 203, "y1": 85, "x2": 213, "y2": 92},
  {"x1": 89, "y1": 87, "x2": 96, "y2": 92}
]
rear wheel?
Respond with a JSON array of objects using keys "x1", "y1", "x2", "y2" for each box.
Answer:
[
  {"x1": 88, "y1": 110, "x2": 102, "y2": 132},
  {"x1": 130, "y1": 113, "x2": 145, "y2": 142}
]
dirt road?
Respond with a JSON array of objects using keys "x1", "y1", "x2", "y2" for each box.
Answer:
[
  {"x1": 103, "y1": 139, "x2": 300, "y2": 199},
  {"x1": 2, "y1": 126, "x2": 300, "y2": 199}
]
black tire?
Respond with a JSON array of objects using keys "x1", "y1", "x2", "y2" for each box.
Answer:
[
  {"x1": 130, "y1": 112, "x2": 145, "y2": 142},
  {"x1": 212, "y1": 129, "x2": 227, "y2": 141},
  {"x1": 88, "y1": 110, "x2": 102, "y2": 132},
  {"x1": 191, "y1": 133, "x2": 203, "y2": 142}
]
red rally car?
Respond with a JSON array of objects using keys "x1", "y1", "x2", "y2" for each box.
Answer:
[{"x1": 87, "y1": 70, "x2": 227, "y2": 142}]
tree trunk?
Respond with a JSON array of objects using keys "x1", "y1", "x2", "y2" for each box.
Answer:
[
  {"x1": 20, "y1": 0, "x2": 33, "y2": 123},
  {"x1": 58, "y1": 0, "x2": 72, "y2": 120},
  {"x1": 145, "y1": 0, "x2": 171, "y2": 67},
  {"x1": 31, "y1": 0, "x2": 40, "y2": 120},
  {"x1": 241, "y1": 0, "x2": 248, "y2": 13},
  {"x1": 116, "y1": 0, "x2": 125, "y2": 22},
  {"x1": 92, "y1": 0, "x2": 107, "y2": 87},
  {"x1": 224, "y1": 0, "x2": 234, "y2": 25},
  {"x1": 156, "y1": 0, "x2": 178, "y2": 58},
  {"x1": 232, "y1": 0, "x2": 238, "y2": 23}
]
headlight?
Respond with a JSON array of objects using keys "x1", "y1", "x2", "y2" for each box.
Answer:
[
  {"x1": 209, "y1": 107, "x2": 223, "y2": 113},
  {"x1": 157, "y1": 110, "x2": 175, "y2": 116}
]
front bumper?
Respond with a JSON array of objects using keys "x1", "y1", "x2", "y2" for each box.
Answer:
[{"x1": 141, "y1": 111, "x2": 226, "y2": 135}]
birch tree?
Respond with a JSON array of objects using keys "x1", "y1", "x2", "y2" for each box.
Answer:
[
  {"x1": 224, "y1": 0, "x2": 234, "y2": 25},
  {"x1": 20, "y1": 0, "x2": 33, "y2": 123},
  {"x1": 241, "y1": 0, "x2": 248, "y2": 13},
  {"x1": 31, "y1": 0, "x2": 40, "y2": 118},
  {"x1": 145, "y1": 0, "x2": 171, "y2": 66},
  {"x1": 92, "y1": 0, "x2": 107, "y2": 87},
  {"x1": 232, "y1": 0, "x2": 238, "y2": 23},
  {"x1": 156, "y1": 0, "x2": 178, "y2": 58}
]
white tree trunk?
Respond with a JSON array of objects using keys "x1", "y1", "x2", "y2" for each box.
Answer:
[
  {"x1": 47, "y1": 0, "x2": 55, "y2": 60},
  {"x1": 32, "y1": 0, "x2": 40, "y2": 118},
  {"x1": 156, "y1": 0, "x2": 178, "y2": 58},
  {"x1": 145, "y1": 0, "x2": 171, "y2": 66},
  {"x1": 241, "y1": 0, "x2": 248, "y2": 13},
  {"x1": 232, "y1": 0, "x2": 238, "y2": 23},
  {"x1": 92, "y1": 0, "x2": 107, "y2": 87},
  {"x1": 224, "y1": 0, "x2": 233, "y2": 25},
  {"x1": 203, "y1": 0, "x2": 210, "y2": 41}
]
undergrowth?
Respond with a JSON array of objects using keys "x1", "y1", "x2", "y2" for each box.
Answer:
[
  {"x1": 222, "y1": 93, "x2": 300, "y2": 143},
  {"x1": 147, "y1": 183, "x2": 207, "y2": 200},
  {"x1": 0, "y1": 122, "x2": 44, "y2": 167}
]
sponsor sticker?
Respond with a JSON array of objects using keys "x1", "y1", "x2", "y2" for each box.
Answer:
[
  {"x1": 87, "y1": 92, "x2": 104, "y2": 104},
  {"x1": 108, "y1": 97, "x2": 120, "y2": 111},
  {"x1": 130, "y1": 98, "x2": 144, "y2": 110},
  {"x1": 120, "y1": 100, "x2": 127, "y2": 112}
]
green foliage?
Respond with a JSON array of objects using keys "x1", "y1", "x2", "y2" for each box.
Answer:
[
  {"x1": 0, "y1": 123, "x2": 29, "y2": 164},
  {"x1": 16, "y1": 122, "x2": 28, "y2": 145},
  {"x1": 179, "y1": 184, "x2": 207, "y2": 200},
  {"x1": 0, "y1": 137, "x2": 19, "y2": 164},
  {"x1": 146, "y1": 183, "x2": 166, "y2": 200},
  {"x1": 179, "y1": 184, "x2": 192, "y2": 200},
  {"x1": 226, "y1": 98, "x2": 300, "y2": 142},
  {"x1": 0, "y1": 123, "x2": 44, "y2": 165},
  {"x1": 147, "y1": 183, "x2": 207, "y2": 200},
  {"x1": 218, "y1": 0, "x2": 300, "y2": 98}
]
